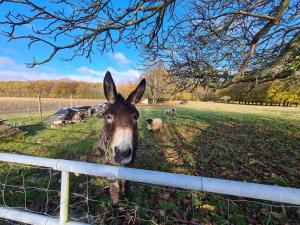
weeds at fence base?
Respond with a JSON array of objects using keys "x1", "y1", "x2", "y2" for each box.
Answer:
[{"x1": 0, "y1": 164, "x2": 299, "y2": 225}]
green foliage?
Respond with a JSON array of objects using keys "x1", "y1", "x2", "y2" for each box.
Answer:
[
  {"x1": 157, "y1": 200, "x2": 178, "y2": 212},
  {"x1": 267, "y1": 74, "x2": 300, "y2": 103},
  {"x1": 216, "y1": 82, "x2": 252, "y2": 102},
  {"x1": 217, "y1": 73, "x2": 300, "y2": 104},
  {"x1": 218, "y1": 33, "x2": 300, "y2": 103},
  {"x1": 185, "y1": 152, "x2": 196, "y2": 168},
  {"x1": 191, "y1": 191, "x2": 204, "y2": 208}
]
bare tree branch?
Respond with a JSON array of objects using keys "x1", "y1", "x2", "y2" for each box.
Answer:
[
  {"x1": 237, "y1": 0, "x2": 291, "y2": 78},
  {"x1": 0, "y1": 0, "x2": 176, "y2": 67},
  {"x1": 0, "y1": 0, "x2": 299, "y2": 88}
]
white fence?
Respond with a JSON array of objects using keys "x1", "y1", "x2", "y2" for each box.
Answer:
[{"x1": 0, "y1": 152, "x2": 299, "y2": 225}]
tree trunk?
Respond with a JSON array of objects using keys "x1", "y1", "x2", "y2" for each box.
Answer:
[{"x1": 153, "y1": 73, "x2": 158, "y2": 103}]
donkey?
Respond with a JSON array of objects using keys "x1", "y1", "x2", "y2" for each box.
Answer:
[{"x1": 97, "y1": 71, "x2": 146, "y2": 205}]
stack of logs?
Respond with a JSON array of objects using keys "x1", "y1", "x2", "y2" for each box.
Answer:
[
  {"x1": 0, "y1": 120, "x2": 21, "y2": 139},
  {"x1": 47, "y1": 103, "x2": 109, "y2": 129}
]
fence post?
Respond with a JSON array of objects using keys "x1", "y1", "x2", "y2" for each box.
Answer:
[
  {"x1": 38, "y1": 94, "x2": 42, "y2": 118},
  {"x1": 27, "y1": 107, "x2": 31, "y2": 123},
  {"x1": 70, "y1": 94, "x2": 74, "y2": 108},
  {"x1": 60, "y1": 171, "x2": 70, "y2": 225}
]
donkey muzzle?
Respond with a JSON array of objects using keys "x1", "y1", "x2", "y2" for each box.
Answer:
[{"x1": 114, "y1": 147, "x2": 132, "y2": 165}]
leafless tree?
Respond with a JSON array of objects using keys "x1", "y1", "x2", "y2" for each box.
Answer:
[
  {"x1": 1, "y1": 0, "x2": 299, "y2": 86},
  {"x1": 142, "y1": 66, "x2": 171, "y2": 103},
  {"x1": 0, "y1": 0, "x2": 176, "y2": 67},
  {"x1": 144, "y1": 0, "x2": 300, "y2": 87}
]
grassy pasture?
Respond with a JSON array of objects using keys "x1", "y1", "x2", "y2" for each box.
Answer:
[{"x1": 0, "y1": 102, "x2": 299, "y2": 224}]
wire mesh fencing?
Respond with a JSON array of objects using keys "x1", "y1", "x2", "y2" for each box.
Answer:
[
  {"x1": 0, "y1": 97, "x2": 104, "y2": 122},
  {"x1": 0, "y1": 162, "x2": 299, "y2": 225}
]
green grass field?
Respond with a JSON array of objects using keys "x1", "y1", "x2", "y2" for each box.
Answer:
[{"x1": 0, "y1": 102, "x2": 299, "y2": 224}]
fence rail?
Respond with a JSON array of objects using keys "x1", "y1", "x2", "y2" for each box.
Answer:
[{"x1": 0, "y1": 152, "x2": 299, "y2": 225}]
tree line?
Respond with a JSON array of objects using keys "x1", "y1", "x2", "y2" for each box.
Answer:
[
  {"x1": 216, "y1": 73, "x2": 300, "y2": 106},
  {"x1": 0, "y1": 69, "x2": 298, "y2": 106},
  {"x1": 142, "y1": 66, "x2": 300, "y2": 105},
  {"x1": 0, "y1": 69, "x2": 205, "y2": 102},
  {"x1": 0, "y1": 80, "x2": 134, "y2": 99}
]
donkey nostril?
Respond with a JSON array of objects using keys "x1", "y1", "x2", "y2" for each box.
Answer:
[
  {"x1": 123, "y1": 149, "x2": 132, "y2": 158},
  {"x1": 114, "y1": 147, "x2": 121, "y2": 157},
  {"x1": 113, "y1": 148, "x2": 132, "y2": 164}
]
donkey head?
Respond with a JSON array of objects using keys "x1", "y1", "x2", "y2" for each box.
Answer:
[{"x1": 102, "y1": 71, "x2": 146, "y2": 165}]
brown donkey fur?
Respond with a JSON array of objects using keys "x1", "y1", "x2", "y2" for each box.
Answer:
[{"x1": 97, "y1": 71, "x2": 146, "y2": 204}]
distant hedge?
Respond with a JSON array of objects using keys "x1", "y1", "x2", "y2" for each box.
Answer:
[{"x1": 216, "y1": 73, "x2": 300, "y2": 106}]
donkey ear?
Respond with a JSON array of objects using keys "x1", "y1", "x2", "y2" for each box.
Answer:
[
  {"x1": 126, "y1": 79, "x2": 146, "y2": 105},
  {"x1": 103, "y1": 71, "x2": 117, "y2": 103}
]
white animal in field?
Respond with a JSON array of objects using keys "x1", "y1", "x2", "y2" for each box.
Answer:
[
  {"x1": 146, "y1": 118, "x2": 163, "y2": 130},
  {"x1": 164, "y1": 108, "x2": 176, "y2": 116}
]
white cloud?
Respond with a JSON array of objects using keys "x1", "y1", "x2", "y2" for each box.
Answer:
[
  {"x1": 76, "y1": 66, "x2": 140, "y2": 83},
  {"x1": 0, "y1": 56, "x2": 140, "y2": 83},
  {"x1": 109, "y1": 52, "x2": 130, "y2": 65},
  {"x1": 77, "y1": 66, "x2": 101, "y2": 76},
  {"x1": 0, "y1": 56, "x2": 18, "y2": 68},
  {"x1": 0, "y1": 70, "x2": 56, "y2": 81},
  {"x1": 0, "y1": 56, "x2": 53, "y2": 80}
]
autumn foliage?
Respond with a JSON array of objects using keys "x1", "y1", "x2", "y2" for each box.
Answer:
[
  {"x1": 0, "y1": 80, "x2": 140, "y2": 99},
  {"x1": 217, "y1": 73, "x2": 300, "y2": 105}
]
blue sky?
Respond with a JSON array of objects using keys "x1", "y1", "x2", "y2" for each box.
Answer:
[{"x1": 0, "y1": 2, "x2": 143, "y2": 83}]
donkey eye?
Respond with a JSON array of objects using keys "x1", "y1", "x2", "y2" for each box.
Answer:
[{"x1": 105, "y1": 114, "x2": 113, "y2": 122}]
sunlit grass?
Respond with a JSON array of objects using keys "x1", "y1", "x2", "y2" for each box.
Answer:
[{"x1": 0, "y1": 102, "x2": 299, "y2": 224}]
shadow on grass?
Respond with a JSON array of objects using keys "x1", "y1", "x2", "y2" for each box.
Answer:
[
  {"x1": 130, "y1": 106, "x2": 300, "y2": 225},
  {"x1": 18, "y1": 123, "x2": 46, "y2": 136},
  {"x1": 137, "y1": 107, "x2": 300, "y2": 186},
  {"x1": 0, "y1": 107, "x2": 299, "y2": 224}
]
